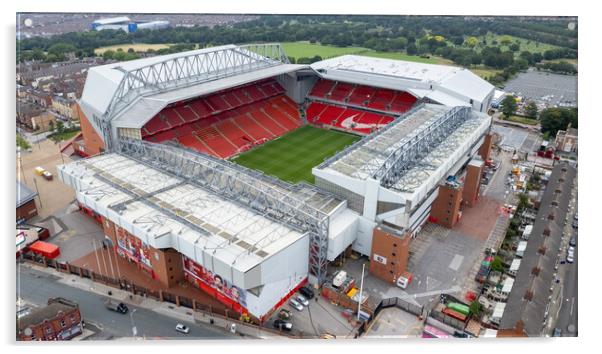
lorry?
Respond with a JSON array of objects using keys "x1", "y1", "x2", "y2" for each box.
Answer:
[{"x1": 104, "y1": 299, "x2": 129, "y2": 314}]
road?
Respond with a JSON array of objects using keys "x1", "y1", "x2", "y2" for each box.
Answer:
[
  {"x1": 17, "y1": 267, "x2": 234, "y2": 340},
  {"x1": 556, "y1": 233, "x2": 577, "y2": 337}
]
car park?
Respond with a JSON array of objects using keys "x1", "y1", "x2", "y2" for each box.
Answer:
[
  {"x1": 175, "y1": 323, "x2": 190, "y2": 334},
  {"x1": 299, "y1": 286, "x2": 315, "y2": 299},
  {"x1": 289, "y1": 298, "x2": 304, "y2": 311},
  {"x1": 296, "y1": 295, "x2": 309, "y2": 307},
  {"x1": 273, "y1": 319, "x2": 293, "y2": 331}
]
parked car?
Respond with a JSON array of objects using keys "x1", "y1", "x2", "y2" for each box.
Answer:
[
  {"x1": 175, "y1": 323, "x2": 190, "y2": 334},
  {"x1": 299, "y1": 286, "x2": 315, "y2": 299},
  {"x1": 104, "y1": 299, "x2": 128, "y2": 314},
  {"x1": 569, "y1": 236, "x2": 576, "y2": 247},
  {"x1": 296, "y1": 295, "x2": 309, "y2": 307},
  {"x1": 566, "y1": 248, "x2": 575, "y2": 263},
  {"x1": 553, "y1": 328, "x2": 562, "y2": 337},
  {"x1": 278, "y1": 309, "x2": 292, "y2": 320},
  {"x1": 273, "y1": 319, "x2": 293, "y2": 331},
  {"x1": 572, "y1": 220, "x2": 578, "y2": 229},
  {"x1": 289, "y1": 299, "x2": 304, "y2": 311}
]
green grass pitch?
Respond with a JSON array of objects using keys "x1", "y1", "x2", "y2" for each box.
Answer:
[{"x1": 231, "y1": 125, "x2": 360, "y2": 184}]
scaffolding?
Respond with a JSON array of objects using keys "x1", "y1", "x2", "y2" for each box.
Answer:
[
  {"x1": 374, "y1": 106, "x2": 471, "y2": 189},
  {"x1": 116, "y1": 138, "x2": 331, "y2": 284}
]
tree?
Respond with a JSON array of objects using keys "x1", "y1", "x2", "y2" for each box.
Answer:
[
  {"x1": 500, "y1": 35, "x2": 513, "y2": 45},
  {"x1": 524, "y1": 101, "x2": 538, "y2": 119},
  {"x1": 500, "y1": 96, "x2": 517, "y2": 117},
  {"x1": 55, "y1": 120, "x2": 65, "y2": 134},
  {"x1": 406, "y1": 43, "x2": 417, "y2": 55},
  {"x1": 509, "y1": 43, "x2": 520, "y2": 52},
  {"x1": 102, "y1": 49, "x2": 115, "y2": 60},
  {"x1": 48, "y1": 120, "x2": 55, "y2": 132},
  {"x1": 469, "y1": 301, "x2": 483, "y2": 317},
  {"x1": 465, "y1": 36, "x2": 479, "y2": 47},
  {"x1": 539, "y1": 107, "x2": 578, "y2": 137},
  {"x1": 491, "y1": 256, "x2": 504, "y2": 272}
]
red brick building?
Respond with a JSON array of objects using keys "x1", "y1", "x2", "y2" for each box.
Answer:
[
  {"x1": 369, "y1": 225, "x2": 411, "y2": 284},
  {"x1": 17, "y1": 298, "x2": 83, "y2": 341},
  {"x1": 17, "y1": 181, "x2": 38, "y2": 222}
]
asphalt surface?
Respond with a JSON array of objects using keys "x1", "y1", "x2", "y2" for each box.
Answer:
[
  {"x1": 17, "y1": 266, "x2": 233, "y2": 340},
  {"x1": 556, "y1": 226, "x2": 578, "y2": 336}
]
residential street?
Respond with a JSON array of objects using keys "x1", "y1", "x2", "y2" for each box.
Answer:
[{"x1": 17, "y1": 266, "x2": 234, "y2": 340}]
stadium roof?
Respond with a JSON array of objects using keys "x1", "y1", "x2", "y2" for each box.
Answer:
[
  {"x1": 79, "y1": 44, "x2": 307, "y2": 131},
  {"x1": 58, "y1": 153, "x2": 306, "y2": 282},
  {"x1": 92, "y1": 17, "x2": 131, "y2": 25},
  {"x1": 112, "y1": 64, "x2": 303, "y2": 129},
  {"x1": 311, "y1": 55, "x2": 494, "y2": 105},
  {"x1": 315, "y1": 104, "x2": 491, "y2": 206}
]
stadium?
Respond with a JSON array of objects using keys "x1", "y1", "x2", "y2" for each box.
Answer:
[{"x1": 60, "y1": 43, "x2": 495, "y2": 321}]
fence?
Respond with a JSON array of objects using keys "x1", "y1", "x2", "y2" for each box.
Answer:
[
  {"x1": 18, "y1": 253, "x2": 304, "y2": 339},
  {"x1": 357, "y1": 296, "x2": 425, "y2": 336}
]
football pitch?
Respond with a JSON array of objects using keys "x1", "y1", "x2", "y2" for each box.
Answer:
[{"x1": 232, "y1": 125, "x2": 360, "y2": 184}]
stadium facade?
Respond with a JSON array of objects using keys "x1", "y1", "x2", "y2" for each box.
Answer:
[{"x1": 61, "y1": 44, "x2": 494, "y2": 321}]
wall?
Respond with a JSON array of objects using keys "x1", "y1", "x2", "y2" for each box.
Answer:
[
  {"x1": 17, "y1": 200, "x2": 38, "y2": 221},
  {"x1": 430, "y1": 184, "x2": 463, "y2": 228},
  {"x1": 462, "y1": 160, "x2": 483, "y2": 208},
  {"x1": 78, "y1": 103, "x2": 105, "y2": 155},
  {"x1": 479, "y1": 133, "x2": 493, "y2": 161},
  {"x1": 369, "y1": 227, "x2": 411, "y2": 284}
]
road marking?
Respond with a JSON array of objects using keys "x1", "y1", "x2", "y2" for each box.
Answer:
[
  {"x1": 570, "y1": 297, "x2": 575, "y2": 315},
  {"x1": 449, "y1": 255, "x2": 464, "y2": 271}
]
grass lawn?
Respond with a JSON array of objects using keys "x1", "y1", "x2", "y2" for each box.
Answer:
[
  {"x1": 94, "y1": 43, "x2": 172, "y2": 55},
  {"x1": 358, "y1": 51, "x2": 449, "y2": 65},
  {"x1": 282, "y1": 41, "x2": 368, "y2": 60},
  {"x1": 48, "y1": 130, "x2": 81, "y2": 143},
  {"x1": 505, "y1": 115, "x2": 539, "y2": 126},
  {"x1": 470, "y1": 66, "x2": 503, "y2": 79},
  {"x1": 478, "y1": 33, "x2": 561, "y2": 55},
  {"x1": 232, "y1": 125, "x2": 360, "y2": 184}
]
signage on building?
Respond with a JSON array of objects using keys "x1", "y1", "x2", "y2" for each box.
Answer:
[
  {"x1": 373, "y1": 254, "x2": 387, "y2": 265},
  {"x1": 116, "y1": 228, "x2": 152, "y2": 268},
  {"x1": 182, "y1": 256, "x2": 247, "y2": 308}
]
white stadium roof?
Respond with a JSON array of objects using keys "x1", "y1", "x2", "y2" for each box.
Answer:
[
  {"x1": 58, "y1": 153, "x2": 306, "y2": 287},
  {"x1": 79, "y1": 44, "x2": 307, "y2": 131},
  {"x1": 311, "y1": 55, "x2": 494, "y2": 107}
]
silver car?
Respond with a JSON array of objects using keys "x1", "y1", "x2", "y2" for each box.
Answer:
[
  {"x1": 289, "y1": 298, "x2": 304, "y2": 311},
  {"x1": 296, "y1": 295, "x2": 309, "y2": 307}
]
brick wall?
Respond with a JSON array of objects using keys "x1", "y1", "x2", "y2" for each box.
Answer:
[{"x1": 369, "y1": 227, "x2": 411, "y2": 284}]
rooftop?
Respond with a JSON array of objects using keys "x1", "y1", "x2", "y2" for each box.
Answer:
[
  {"x1": 18, "y1": 301, "x2": 77, "y2": 331},
  {"x1": 17, "y1": 181, "x2": 37, "y2": 208},
  {"x1": 58, "y1": 153, "x2": 306, "y2": 274},
  {"x1": 500, "y1": 162, "x2": 576, "y2": 336},
  {"x1": 317, "y1": 104, "x2": 491, "y2": 195},
  {"x1": 311, "y1": 55, "x2": 494, "y2": 103}
]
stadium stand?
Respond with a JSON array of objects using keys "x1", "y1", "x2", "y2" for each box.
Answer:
[
  {"x1": 305, "y1": 79, "x2": 417, "y2": 134},
  {"x1": 140, "y1": 79, "x2": 303, "y2": 159}
]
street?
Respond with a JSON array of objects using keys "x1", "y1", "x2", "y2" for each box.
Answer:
[
  {"x1": 556, "y1": 236, "x2": 578, "y2": 336},
  {"x1": 17, "y1": 266, "x2": 234, "y2": 340}
]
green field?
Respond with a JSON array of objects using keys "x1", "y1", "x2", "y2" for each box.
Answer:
[
  {"x1": 281, "y1": 41, "x2": 449, "y2": 65},
  {"x1": 282, "y1": 42, "x2": 368, "y2": 60},
  {"x1": 232, "y1": 125, "x2": 360, "y2": 184},
  {"x1": 478, "y1": 33, "x2": 561, "y2": 54}
]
